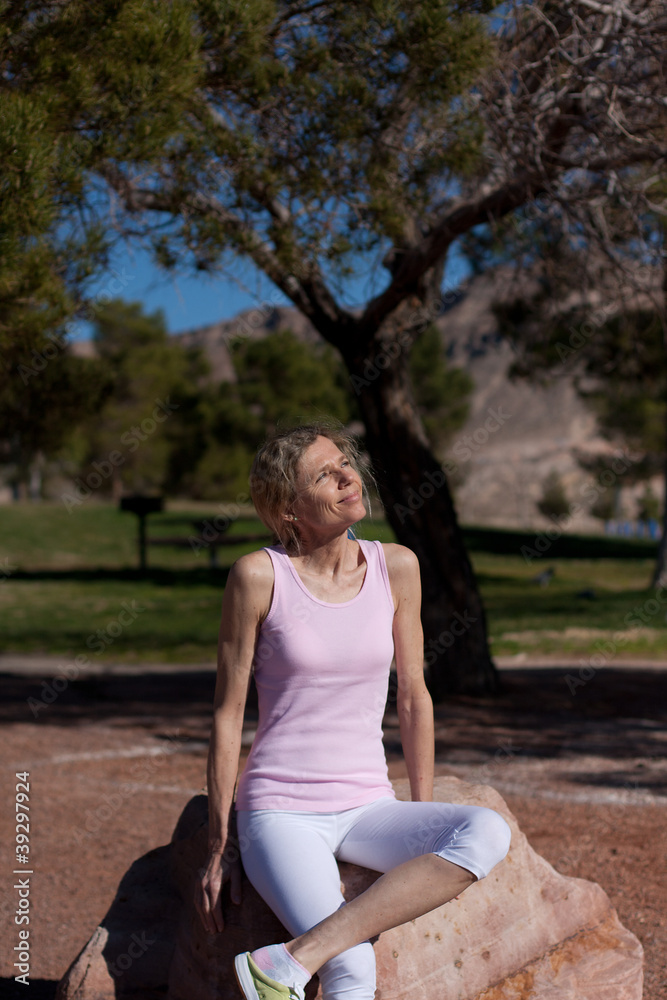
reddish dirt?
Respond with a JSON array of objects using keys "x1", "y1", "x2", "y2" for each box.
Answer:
[{"x1": 0, "y1": 662, "x2": 665, "y2": 999}]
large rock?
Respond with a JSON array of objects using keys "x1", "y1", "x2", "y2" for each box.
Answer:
[{"x1": 56, "y1": 777, "x2": 643, "y2": 1000}]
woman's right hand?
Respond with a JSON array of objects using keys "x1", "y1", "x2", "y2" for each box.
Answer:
[{"x1": 194, "y1": 842, "x2": 243, "y2": 934}]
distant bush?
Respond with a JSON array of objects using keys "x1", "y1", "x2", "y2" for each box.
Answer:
[
  {"x1": 590, "y1": 489, "x2": 617, "y2": 521},
  {"x1": 537, "y1": 470, "x2": 570, "y2": 518},
  {"x1": 636, "y1": 485, "x2": 660, "y2": 522}
]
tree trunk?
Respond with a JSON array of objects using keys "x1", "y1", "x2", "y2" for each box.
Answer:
[
  {"x1": 653, "y1": 440, "x2": 667, "y2": 588},
  {"x1": 651, "y1": 241, "x2": 667, "y2": 588},
  {"x1": 29, "y1": 450, "x2": 45, "y2": 501},
  {"x1": 347, "y1": 338, "x2": 498, "y2": 698}
]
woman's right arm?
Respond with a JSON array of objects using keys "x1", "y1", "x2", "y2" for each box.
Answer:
[{"x1": 195, "y1": 550, "x2": 273, "y2": 934}]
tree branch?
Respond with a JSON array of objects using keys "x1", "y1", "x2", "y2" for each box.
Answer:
[
  {"x1": 96, "y1": 163, "x2": 359, "y2": 347},
  {"x1": 361, "y1": 176, "x2": 534, "y2": 334}
]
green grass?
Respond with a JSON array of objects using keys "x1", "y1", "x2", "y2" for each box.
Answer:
[
  {"x1": 0, "y1": 502, "x2": 264, "y2": 571},
  {"x1": 0, "y1": 502, "x2": 395, "y2": 662},
  {"x1": 1, "y1": 502, "x2": 664, "y2": 662},
  {"x1": 475, "y1": 552, "x2": 664, "y2": 658}
]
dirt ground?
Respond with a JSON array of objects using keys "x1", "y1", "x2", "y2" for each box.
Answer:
[{"x1": 0, "y1": 657, "x2": 665, "y2": 999}]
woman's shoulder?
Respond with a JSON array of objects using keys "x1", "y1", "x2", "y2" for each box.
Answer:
[
  {"x1": 379, "y1": 542, "x2": 420, "y2": 582},
  {"x1": 228, "y1": 547, "x2": 275, "y2": 595},
  {"x1": 378, "y1": 543, "x2": 421, "y2": 614}
]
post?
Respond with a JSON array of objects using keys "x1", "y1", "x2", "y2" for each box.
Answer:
[
  {"x1": 138, "y1": 512, "x2": 147, "y2": 573},
  {"x1": 119, "y1": 495, "x2": 164, "y2": 572}
]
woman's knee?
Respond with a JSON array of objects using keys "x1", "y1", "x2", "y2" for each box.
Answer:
[
  {"x1": 471, "y1": 806, "x2": 512, "y2": 871},
  {"x1": 432, "y1": 804, "x2": 511, "y2": 878}
]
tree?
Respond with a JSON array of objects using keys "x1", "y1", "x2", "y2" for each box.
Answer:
[
  {"x1": 9, "y1": 0, "x2": 667, "y2": 693},
  {"x1": 73, "y1": 299, "x2": 206, "y2": 499},
  {"x1": 0, "y1": 343, "x2": 111, "y2": 499},
  {"x1": 498, "y1": 294, "x2": 667, "y2": 572},
  {"x1": 537, "y1": 471, "x2": 570, "y2": 520},
  {"x1": 0, "y1": 0, "x2": 204, "y2": 494},
  {"x1": 169, "y1": 328, "x2": 356, "y2": 499},
  {"x1": 232, "y1": 329, "x2": 353, "y2": 435},
  {"x1": 409, "y1": 324, "x2": 473, "y2": 455},
  {"x1": 0, "y1": 0, "x2": 201, "y2": 355},
  {"x1": 637, "y1": 485, "x2": 660, "y2": 524}
]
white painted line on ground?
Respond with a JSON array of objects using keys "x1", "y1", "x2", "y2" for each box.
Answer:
[
  {"x1": 491, "y1": 781, "x2": 667, "y2": 807},
  {"x1": 109, "y1": 782, "x2": 204, "y2": 795},
  {"x1": 44, "y1": 744, "x2": 190, "y2": 765}
]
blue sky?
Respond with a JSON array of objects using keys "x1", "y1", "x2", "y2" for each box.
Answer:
[
  {"x1": 71, "y1": 237, "x2": 473, "y2": 341},
  {"x1": 70, "y1": 242, "x2": 290, "y2": 340}
]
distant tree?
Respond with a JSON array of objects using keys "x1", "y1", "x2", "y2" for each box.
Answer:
[
  {"x1": 232, "y1": 329, "x2": 353, "y2": 435},
  {"x1": 570, "y1": 311, "x2": 665, "y2": 457},
  {"x1": 570, "y1": 305, "x2": 667, "y2": 579},
  {"x1": 590, "y1": 490, "x2": 617, "y2": 523},
  {"x1": 74, "y1": 300, "x2": 205, "y2": 500},
  {"x1": 172, "y1": 329, "x2": 355, "y2": 500},
  {"x1": 161, "y1": 383, "x2": 239, "y2": 502},
  {"x1": 0, "y1": 344, "x2": 111, "y2": 499},
  {"x1": 637, "y1": 485, "x2": 661, "y2": 524},
  {"x1": 409, "y1": 324, "x2": 473, "y2": 455},
  {"x1": 497, "y1": 293, "x2": 667, "y2": 577},
  {"x1": 537, "y1": 471, "x2": 570, "y2": 520}
]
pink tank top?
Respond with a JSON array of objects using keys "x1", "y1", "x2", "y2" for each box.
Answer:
[{"x1": 235, "y1": 538, "x2": 396, "y2": 811}]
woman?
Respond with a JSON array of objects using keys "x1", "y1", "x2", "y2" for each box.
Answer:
[{"x1": 195, "y1": 422, "x2": 511, "y2": 1000}]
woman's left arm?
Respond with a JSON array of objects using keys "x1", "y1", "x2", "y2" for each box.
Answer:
[{"x1": 385, "y1": 543, "x2": 434, "y2": 802}]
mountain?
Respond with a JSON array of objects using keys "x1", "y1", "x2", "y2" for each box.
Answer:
[{"x1": 174, "y1": 304, "x2": 321, "y2": 382}]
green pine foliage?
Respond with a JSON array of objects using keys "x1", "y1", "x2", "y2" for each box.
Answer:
[
  {"x1": 637, "y1": 485, "x2": 660, "y2": 523},
  {"x1": 232, "y1": 329, "x2": 353, "y2": 433},
  {"x1": 578, "y1": 310, "x2": 665, "y2": 458},
  {"x1": 55, "y1": 299, "x2": 357, "y2": 501},
  {"x1": 74, "y1": 299, "x2": 208, "y2": 496},
  {"x1": 0, "y1": 346, "x2": 112, "y2": 498},
  {"x1": 0, "y1": 0, "x2": 201, "y2": 353},
  {"x1": 590, "y1": 488, "x2": 617, "y2": 522},
  {"x1": 136, "y1": 0, "x2": 498, "y2": 272},
  {"x1": 409, "y1": 323, "x2": 473, "y2": 453},
  {"x1": 177, "y1": 328, "x2": 355, "y2": 500}
]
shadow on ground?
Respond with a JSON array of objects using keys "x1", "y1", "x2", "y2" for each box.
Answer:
[
  {"x1": 2, "y1": 665, "x2": 665, "y2": 767},
  {"x1": 430, "y1": 667, "x2": 667, "y2": 763},
  {"x1": 0, "y1": 978, "x2": 57, "y2": 1000}
]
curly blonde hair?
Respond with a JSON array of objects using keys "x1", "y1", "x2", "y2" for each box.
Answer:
[{"x1": 249, "y1": 421, "x2": 372, "y2": 552}]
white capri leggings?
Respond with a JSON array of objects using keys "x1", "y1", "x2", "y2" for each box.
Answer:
[{"x1": 237, "y1": 796, "x2": 511, "y2": 1000}]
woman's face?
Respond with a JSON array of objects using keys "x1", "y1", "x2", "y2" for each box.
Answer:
[{"x1": 290, "y1": 435, "x2": 366, "y2": 534}]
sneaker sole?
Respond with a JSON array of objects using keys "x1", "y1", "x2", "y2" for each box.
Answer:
[{"x1": 234, "y1": 953, "x2": 259, "y2": 1000}]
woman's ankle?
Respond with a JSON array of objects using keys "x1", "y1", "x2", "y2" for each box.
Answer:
[
  {"x1": 250, "y1": 943, "x2": 312, "y2": 988},
  {"x1": 284, "y1": 939, "x2": 319, "y2": 977}
]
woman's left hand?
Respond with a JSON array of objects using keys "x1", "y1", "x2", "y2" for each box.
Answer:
[{"x1": 195, "y1": 840, "x2": 243, "y2": 934}]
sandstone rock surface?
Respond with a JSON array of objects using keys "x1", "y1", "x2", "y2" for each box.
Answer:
[{"x1": 56, "y1": 777, "x2": 643, "y2": 1000}]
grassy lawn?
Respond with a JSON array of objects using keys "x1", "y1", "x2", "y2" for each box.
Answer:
[
  {"x1": 476, "y1": 552, "x2": 663, "y2": 658},
  {"x1": 1, "y1": 502, "x2": 664, "y2": 663}
]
